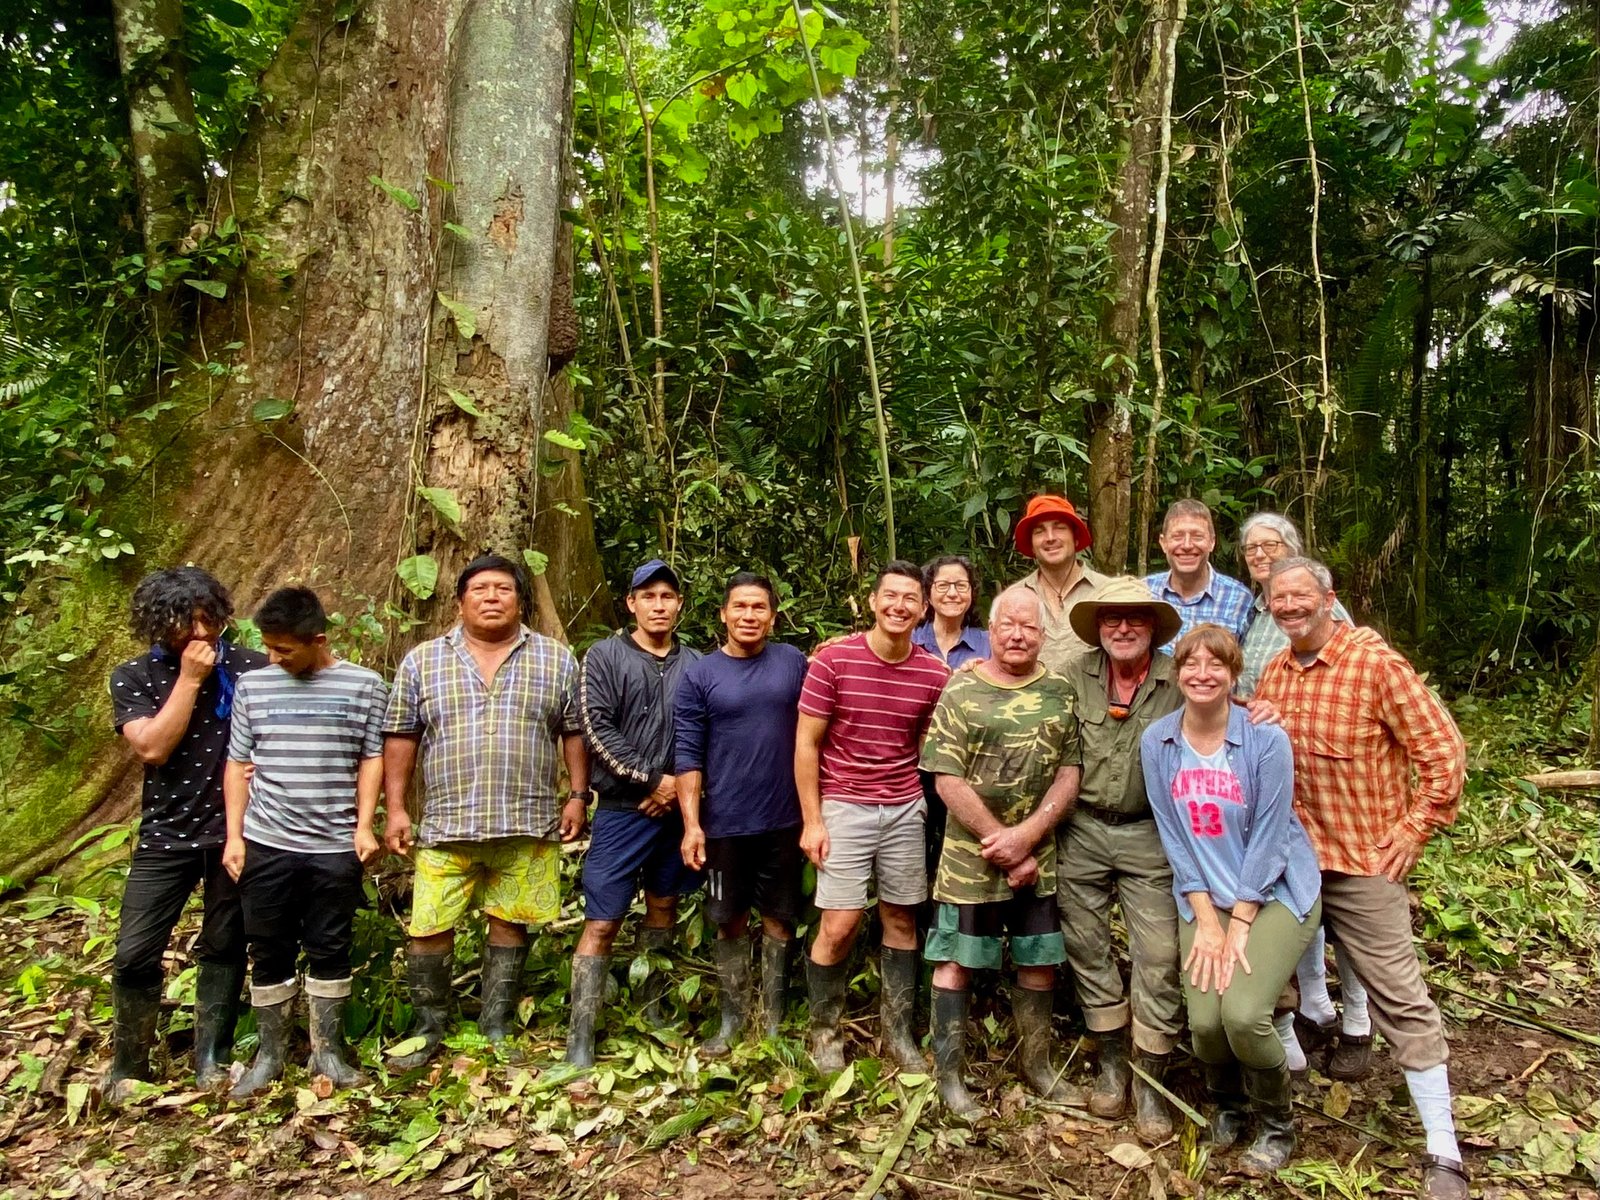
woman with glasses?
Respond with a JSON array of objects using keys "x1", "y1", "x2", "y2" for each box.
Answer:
[
  {"x1": 912, "y1": 556, "x2": 991, "y2": 669},
  {"x1": 911, "y1": 556, "x2": 991, "y2": 886},
  {"x1": 1141, "y1": 624, "x2": 1322, "y2": 1175},
  {"x1": 1235, "y1": 514, "x2": 1351, "y2": 698},
  {"x1": 1235, "y1": 514, "x2": 1371, "y2": 1082}
]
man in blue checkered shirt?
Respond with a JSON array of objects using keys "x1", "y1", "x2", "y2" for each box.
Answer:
[{"x1": 1143, "y1": 499, "x2": 1254, "y2": 652}]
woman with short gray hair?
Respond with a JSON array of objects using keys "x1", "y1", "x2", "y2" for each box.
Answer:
[{"x1": 1236, "y1": 514, "x2": 1319, "y2": 697}]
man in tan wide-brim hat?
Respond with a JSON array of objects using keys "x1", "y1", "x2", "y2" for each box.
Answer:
[{"x1": 1054, "y1": 576, "x2": 1185, "y2": 1144}]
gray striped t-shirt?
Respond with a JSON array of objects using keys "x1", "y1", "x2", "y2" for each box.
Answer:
[{"x1": 227, "y1": 660, "x2": 389, "y2": 854}]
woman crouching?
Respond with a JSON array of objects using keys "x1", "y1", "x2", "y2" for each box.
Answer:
[{"x1": 1140, "y1": 624, "x2": 1322, "y2": 1174}]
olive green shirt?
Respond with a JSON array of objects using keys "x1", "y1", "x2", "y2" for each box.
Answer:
[
  {"x1": 920, "y1": 668, "x2": 1082, "y2": 904},
  {"x1": 1058, "y1": 650, "x2": 1181, "y2": 816},
  {"x1": 1016, "y1": 564, "x2": 1111, "y2": 674}
]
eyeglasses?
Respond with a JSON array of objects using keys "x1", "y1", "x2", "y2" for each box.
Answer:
[
  {"x1": 931, "y1": 581, "x2": 971, "y2": 595},
  {"x1": 1162, "y1": 532, "x2": 1212, "y2": 546},
  {"x1": 1242, "y1": 539, "x2": 1287, "y2": 559},
  {"x1": 1097, "y1": 612, "x2": 1153, "y2": 628}
]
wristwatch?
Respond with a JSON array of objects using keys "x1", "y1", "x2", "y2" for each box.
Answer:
[{"x1": 569, "y1": 789, "x2": 594, "y2": 803}]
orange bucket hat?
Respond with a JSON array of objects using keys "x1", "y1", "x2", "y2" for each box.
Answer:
[{"x1": 1014, "y1": 494, "x2": 1092, "y2": 557}]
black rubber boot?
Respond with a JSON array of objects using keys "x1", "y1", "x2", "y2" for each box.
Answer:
[
  {"x1": 306, "y1": 981, "x2": 365, "y2": 1088},
  {"x1": 932, "y1": 986, "x2": 982, "y2": 1120},
  {"x1": 879, "y1": 947, "x2": 925, "y2": 1071},
  {"x1": 193, "y1": 961, "x2": 244, "y2": 1088},
  {"x1": 760, "y1": 936, "x2": 793, "y2": 1038},
  {"x1": 229, "y1": 982, "x2": 297, "y2": 1099},
  {"x1": 638, "y1": 925, "x2": 674, "y2": 1028},
  {"x1": 478, "y1": 942, "x2": 528, "y2": 1044},
  {"x1": 1089, "y1": 1029, "x2": 1132, "y2": 1118},
  {"x1": 1013, "y1": 986, "x2": 1088, "y2": 1103},
  {"x1": 104, "y1": 983, "x2": 161, "y2": 1105},
  {"x1": 1132, "y1": 1050, "x2": 1176, "y2": 1143},
  {"x1": 806, "y1": 958, "x2": 849, "y2": 1075},
  {"x1": 1203, "y1": 1059, "x2": 1249, "y2": 1150},
  {"x1": 391, "y1": 951, "x2": 452, "y2": 1070},
  {"x1": 1239, "y1": 1062, "x2": 1297, "y2": 1175},
  {"x1": 565, "y1": 954, "x2": 608, "y2": 1067},
  {"x1": 703, "y1": 937, "x2": 752, "y2": 1058}
]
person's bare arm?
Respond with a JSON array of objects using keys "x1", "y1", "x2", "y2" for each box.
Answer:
[
  {"x1": 678, "y1": 769, "x2": 707, "y2": 869},
  {"x1": 354, "y1": 756, "x2": 384, "y2": 864},
  {"x1": 382, "y1": 733, "x2": 420, "y2": 853},
  {"x1": 973, "y1": 764, "x2": 1083, "y2": 869},
  {"x1": 934, "y1": 773, "x2": 1006, "y2": 842},
  {"x1": 1003, "y1": 762, "x2": 1081, "y2": 851},
  {"x1": 222, "y1": 759, "x2": 250, "y2": 881},
  {"x1": 120, "y1": 641, "x2": 214, "y2": 765},
  {"x1": 560, "y1": 732, "x2": 590, "y2": 841},
  {"x1": 795, "y1": 713, "x2": 831, "y2": 866}
]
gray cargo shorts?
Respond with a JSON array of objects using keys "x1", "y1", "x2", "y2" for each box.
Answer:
[{"x1": 815, "y1": 796, "x2": 929, "y2": 909}]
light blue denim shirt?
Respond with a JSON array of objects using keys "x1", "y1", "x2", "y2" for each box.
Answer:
[{"x1": 1140, "y1": 704, "x2": 1321, "y2": 922}]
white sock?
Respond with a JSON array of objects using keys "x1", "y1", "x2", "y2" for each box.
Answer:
[
  {"x1": 1403, "y1": 1064, "x2": 1461, "y2": 1162},
  {"x1": 1275, "y1": 1011, "x2": 1307, "y2": 1072},
  {"x1": 1296, "y1": 928, "x2": 1337, "y2": 1024},
  {"x1": 1339, "y1": 960, "x2": 1372, "y2": 1037}
]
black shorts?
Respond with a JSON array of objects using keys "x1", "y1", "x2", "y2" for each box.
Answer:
[{"x1": 704, "y1": 827, "x2": 804, "y2": 927}]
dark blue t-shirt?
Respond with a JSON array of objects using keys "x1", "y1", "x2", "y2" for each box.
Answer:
[{"x1": 673, "y1": 642, "x2": 808, "y2": 837}]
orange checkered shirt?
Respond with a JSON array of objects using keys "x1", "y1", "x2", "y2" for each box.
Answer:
[{"x1": 1254, "y1": 623, "x2": 1465, "y2": 877}]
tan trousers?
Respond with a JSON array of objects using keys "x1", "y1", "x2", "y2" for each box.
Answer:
[{"x1": 1318, "y1": 871, "x2": 1448, "y2": 1071}]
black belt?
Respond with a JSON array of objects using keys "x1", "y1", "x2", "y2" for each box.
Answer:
[{"x1": 1076, "y1": 802, "x2": 1152, "y2": 826}]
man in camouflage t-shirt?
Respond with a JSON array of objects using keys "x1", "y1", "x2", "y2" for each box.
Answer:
[{"x1": 918, "y1": 586, "x2": 1086, "y2": 1117}]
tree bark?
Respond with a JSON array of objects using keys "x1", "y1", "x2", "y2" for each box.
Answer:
[
  {"x1": 111, "y1": 0, "x2": 206, "y2": 261},
  {"x1": 1410, "y1": 256, "x2": 1432, "y2": 642},
  {"x1": 1087, "y1": 0, "x2": 1183, "y2": 573},
  {"x1": 0, "y1": 0, "x2": 611, "y2": 882}
]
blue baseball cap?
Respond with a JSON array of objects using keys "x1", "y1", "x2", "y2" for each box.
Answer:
[{"x1": 630, "y1": 559, "x2": 681, "y2": 592}]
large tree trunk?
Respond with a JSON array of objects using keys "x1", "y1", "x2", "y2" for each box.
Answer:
[
  {"x1": 0, "y1": 0, "x2": 610, "y2": 883},
  {"x1": 111, "y1": 0, "x2": 206, "y2": 260},
  {"x1": 1086, "y1": 0, "x2": 1183, "y2": 572}
]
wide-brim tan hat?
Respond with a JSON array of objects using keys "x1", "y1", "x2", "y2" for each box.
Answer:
[{"x1": 1068, "y1": 576, "x2": 1183, "y2": 649}]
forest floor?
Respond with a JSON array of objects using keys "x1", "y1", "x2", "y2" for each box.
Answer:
[{"x1": 2, "y1": 708, "x2": 1598, "y2": 1200}]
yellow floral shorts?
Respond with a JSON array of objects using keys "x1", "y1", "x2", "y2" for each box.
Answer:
[{"x1": 409, "y1": 837, "x2": 563, "y2": 936}]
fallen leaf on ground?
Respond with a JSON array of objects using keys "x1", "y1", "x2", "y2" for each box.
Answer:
[{"x1": 1108, "y1": 1142, "x2": 1153, "y2": 1170}]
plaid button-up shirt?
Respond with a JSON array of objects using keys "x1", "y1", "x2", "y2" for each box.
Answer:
[
  {"x1": 1144, "y1": 565, "x2": 1255, "y2": 652},
  {"x1": 1254, "y1": 623, "x2": 1465, "y2": 876},
  {"x1": 384, "y1": 625, "x2": 580, "y2": 846},
  {"x1": 1236, "y1": 594, "x2": 1354, "y2": 698}
]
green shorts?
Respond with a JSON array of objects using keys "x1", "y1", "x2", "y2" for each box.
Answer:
[
  {"x1": 409, "y1": 837, "x2": 563, "y2": 936},
  {"x1": 924, "y1": 887, "x2": 1067, "y2": 970}
]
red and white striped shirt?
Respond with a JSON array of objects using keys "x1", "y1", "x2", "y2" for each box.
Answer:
[{"x1": 799, "y1": 633, "x2": 950, "y2": 804}]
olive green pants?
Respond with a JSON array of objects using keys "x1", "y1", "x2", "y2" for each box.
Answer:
[
  {"x1": 1178, "y1": 898, "x2": 1322, "y2": 1070},
  {"x1": 1056, "y1": 815, "x2": 1183, "y2": 1054}
]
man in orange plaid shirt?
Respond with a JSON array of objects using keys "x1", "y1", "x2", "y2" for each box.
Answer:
[{"x1": 1255, "y1": 557, "x2": 1468, "y2": 1200}]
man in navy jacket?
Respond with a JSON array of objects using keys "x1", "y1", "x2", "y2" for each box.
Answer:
[{"x1": 566, "y1": 560, "x2": 702, "y2": 1066}]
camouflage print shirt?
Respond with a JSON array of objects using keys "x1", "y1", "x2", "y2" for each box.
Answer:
[{"x1": 919, "y1": 668, "x2": 1083, "y2": 904}]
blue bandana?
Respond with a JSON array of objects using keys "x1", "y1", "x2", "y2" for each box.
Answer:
[{"x1": 150, "y1": 638, "x2": 237, "y2": 719}]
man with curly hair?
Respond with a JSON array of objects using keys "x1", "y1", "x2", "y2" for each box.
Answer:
[{"x1": 106, "y1": 566, "x2": 268, "y2": 1102}]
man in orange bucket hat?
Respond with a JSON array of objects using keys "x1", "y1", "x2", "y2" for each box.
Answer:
[{"x1": 1011, "y1": 495, "x2": 1109, "y2": 672}]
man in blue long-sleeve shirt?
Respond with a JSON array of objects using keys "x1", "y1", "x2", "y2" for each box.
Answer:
[{"x1": 675, "y1": 572, "x2": 809, "y2": 1056}]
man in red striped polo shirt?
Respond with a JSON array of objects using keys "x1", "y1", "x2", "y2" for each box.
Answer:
[{"x1": 796, "y1": 561, "x2": 951, "y2": 1074}]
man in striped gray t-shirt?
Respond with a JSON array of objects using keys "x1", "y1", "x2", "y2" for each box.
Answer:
[{"x1": 222, "y1": 587, "x2": 387, "y2": 1098}]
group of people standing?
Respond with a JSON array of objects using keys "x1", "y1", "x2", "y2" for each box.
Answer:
[{"x1": 100, "y1": 491, "x2": 1469, "y2": 1200}]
